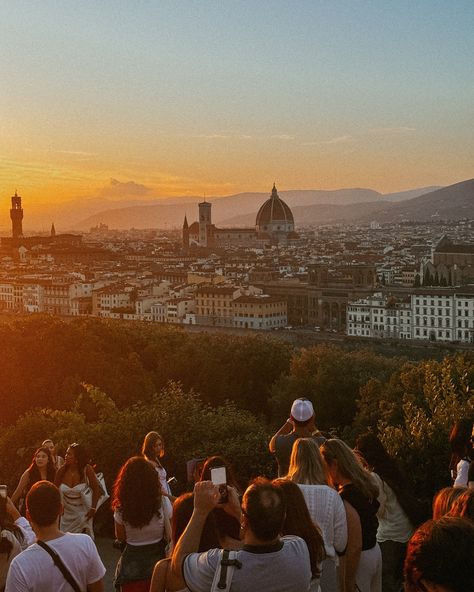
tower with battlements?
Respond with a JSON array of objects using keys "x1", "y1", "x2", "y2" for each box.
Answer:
[{"x1": 10, "y1": 191, "x2": 23, "y2": 238}]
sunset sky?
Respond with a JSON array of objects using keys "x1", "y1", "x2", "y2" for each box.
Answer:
[{"x1": 1, "y1": 0, "x2": 473, "y2": 204}]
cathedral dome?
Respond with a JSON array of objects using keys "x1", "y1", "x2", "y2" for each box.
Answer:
[{"x1": 255, "y1": 184, "x2": 294, "y2": 232}]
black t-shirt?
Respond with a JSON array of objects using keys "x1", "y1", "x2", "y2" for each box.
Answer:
[
  {"x1": 339, "y1": 483, "x2": 379, "y2": 551},
  {"x1": 274, "y1": 432, "x2": 326, "y2": 477}
]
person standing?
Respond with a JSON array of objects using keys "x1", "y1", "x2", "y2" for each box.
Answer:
[
  {"x1": 169, "y1": 478, "x2": 312, "y2": 592},
  {"x1": 287, "y1": 437, "x2": 347, "y2": 592},
  {"x1": 11, "y1": 447, "x2": 56, "y2": 512},
  {"x1": 42, "y1": 439, "x2": 65, "y2": 470},
  {"x1": 269, "y1": 398, "x2": 325, "y2": 477},
  {"x1": 449, "y1": 418, "x2": 473, "y2": 487},
  {"x1": 321, "y1": 439, "x2": 381, "y2": 592},
  {"x1": 112, "y1": 457, "x2": 170, "y2": 592},
  {"x1": 5, "y1": 481, "x2": 105, "y2": 592},
  {"x1": 54, "y1": 443, "x2": 102, "y2": 539}
]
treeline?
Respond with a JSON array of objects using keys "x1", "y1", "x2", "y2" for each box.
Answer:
[{"x1": 0, "y1": 316, "x2": 473, "y2": 502}]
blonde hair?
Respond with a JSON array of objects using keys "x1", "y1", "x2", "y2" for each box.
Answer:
[
  {"x1": 433, "y1": 486, "x2": 467, "y2": 520},
  {"x1": 320, "y1": 438, "x2": 379, "y2": 500},
  {"x1": 287, "y1": 438, "x2": 328, "y2": 485}
]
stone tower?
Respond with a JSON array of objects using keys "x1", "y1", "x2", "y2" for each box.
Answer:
[
  {"x1": 198, "y1": 201, "x2": 211, "y2": 247},
  {"x1": 10, "y1": 191, "x2": 24, "y2": 239},
  {"x1": 182, "y1": 215, "x2": 189, "y2": 250}
]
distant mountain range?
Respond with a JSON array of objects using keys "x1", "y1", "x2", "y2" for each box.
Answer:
[
  {"x1": 70, "y1": 184, "x2": 447, "y2": 230},
  {"x1": 3, "y1": 180, "x2": 473, "y2": 232}
]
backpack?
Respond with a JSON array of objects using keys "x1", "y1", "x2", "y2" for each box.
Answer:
[{"x1": 210, "y1": 549, "x2": 242, "y2": 592}]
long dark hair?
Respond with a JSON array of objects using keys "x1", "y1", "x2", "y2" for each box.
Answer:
[
  {"x1": 26, "y1": 447, "x2": 56, "y2": 488},
  {"x1": 199, "y1": 455, "x2": 240, "y2": 491},
  {"x1": 0, "y1": 496, "x2": 24, "y2": 554},
  {"x1": 199, "y1": 455, "x2": 241, "y2": 541},
  {"x1": 112, "y1": 456, "x2": 162, "y2": 528},
  {"x1": 141, "y1": 431, "x2": 164, "y2": 464},
  {"x1": 355, "y1": 432, "x2": 428, "y2": 527},
  {"x1": 67, "y1": 443, "x2": 90, "y2": 479},
  {"x1": 449, "y1": 418, "x2": 473, "y2": 475},
  {"x1": 273, "y1": 479, "x2": 325, "y2": 579},
  {"x1": 172, "y1": 493, "x2": 220, "y2": 551}
]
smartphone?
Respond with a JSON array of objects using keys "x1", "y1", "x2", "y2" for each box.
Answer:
[
  {"x1": 0, "y1": 485, "x2": 7, "y2": 498},
  {"x1": 210, "y1": 467, "x2": 228, "y2": 504}
]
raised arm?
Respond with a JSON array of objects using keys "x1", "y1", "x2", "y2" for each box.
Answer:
[
  {"x1": 170, "y1": 481, "x2": 219, "y2": 587},
  {"x1": 269, "y1": 419, "x2": 293, "y2": 453},
  {"x1": 85, "y1": 465, "x2": 102, "y2": 519}
]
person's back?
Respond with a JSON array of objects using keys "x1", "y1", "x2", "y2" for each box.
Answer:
[
  {"x1": 6, "y1": 532, "x2": 104, "y2": 592},
  {"x1": 269, "y1": 398, "x2": 325, "y2": 477},
  {"x1": 173, "y1": 479, "x2": 312, "y2": 592},
  {"x1": 184, "y1": 535, "x2": 310, "y2": 592},
  {"x1": 5, "y1": 480, "x2": 105, "y2": 592}
]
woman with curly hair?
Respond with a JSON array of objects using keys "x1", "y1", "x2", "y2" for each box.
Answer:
[
  {"x1": 432, "y1": 486, "x2": 466, "y2": 519},
  {"x1": 11, "y1": 446, "x2": 56, "y2": 511},
  {"x1": 113, "y1": 456, "x2": 171, "y2": 592},
  {"x1": 321, "y1": 438, "x2": 381, "y2": 592}
]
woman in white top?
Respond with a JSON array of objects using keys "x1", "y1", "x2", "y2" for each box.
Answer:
[
  {"x1": 356, "y1": 433, "x2": 419, "y2": 592},
  {"x1": 54, "y1": 443, "x2": 102, "y2": 539},
  {"x1": 449, "y1": 418, "x2": 473, "y2": 487},
  {"x1": 142, "y1": 432, "x2": 175, "y2": 517},
  {"x1": 113, "y1": 456, "x2": 171, "y2": 592},
  {"x1": 287, "y1": 438, "x2": 347, "y2": 592}
]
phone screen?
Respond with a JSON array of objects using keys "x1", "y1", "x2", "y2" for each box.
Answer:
[
  {"x1": 210, "y1": 467, "x2": 226, "y2": 485},
  {"x1": 0, "y1": 485, "x2": 7, "y2": 498}
]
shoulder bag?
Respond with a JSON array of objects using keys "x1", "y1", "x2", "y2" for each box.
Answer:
[
  {"x1": 37, "y1": 540, "x2": 82, "y2": 592},
  {"x1": 210, "y1": 549, "x2": 242, "y2": 592}
]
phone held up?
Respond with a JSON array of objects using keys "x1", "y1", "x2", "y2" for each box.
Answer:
[
  {"x1": 210, "y1": 467, "x2": 228, "y2": 504},
  {"x1": 0, "y1": 485, "x2": 7, "y2": 498}
]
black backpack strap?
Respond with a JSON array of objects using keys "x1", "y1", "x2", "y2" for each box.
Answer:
[
  {"x1": 217, "y1": 549, "x2": 242, "y2": 590},
  {"x1": 37, "y1": 540, "x2": 82, "y2": 592}
]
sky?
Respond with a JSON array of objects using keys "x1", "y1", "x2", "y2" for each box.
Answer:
[{"x1": 1, "y1": 0, "x2": 473, "y2": 205}]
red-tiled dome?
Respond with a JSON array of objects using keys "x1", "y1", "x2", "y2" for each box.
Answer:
[{"x1": 255, "y1": 184, "x2": 294, "y2": 228}]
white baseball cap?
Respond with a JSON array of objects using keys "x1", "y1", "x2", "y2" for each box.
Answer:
[{"x1": 290, "y1": 398, "x2": 314, "y2": 422}]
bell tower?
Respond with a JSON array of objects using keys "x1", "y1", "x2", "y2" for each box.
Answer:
[
  {"x1": 10, "y1": 191, "x2": 24, "y2": 239},
  {"x1": 198, "y1": 201, "x2": 212, "y2": 247}
]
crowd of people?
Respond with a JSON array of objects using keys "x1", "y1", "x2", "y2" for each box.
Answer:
[{"x1": 0, "y1": 404, "x2": 473, "y2": 592}]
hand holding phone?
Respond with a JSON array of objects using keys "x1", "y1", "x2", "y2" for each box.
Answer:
[
  {"x1": 0, "y1": 485, "x2": 7, "y2": 498},
  {"x1": 210, "y1": 467, "x2": 228, "y2": 504}
]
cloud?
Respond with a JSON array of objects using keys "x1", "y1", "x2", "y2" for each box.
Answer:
[
  {"x1": 369, "y1": 126, "x2": 416, "y2": 135},
  {"x1": 271, "y1": 134, "x2": 295, "y2": 141},
  {"x1": 323, "y1": 135, "x2": 355, "y2": 145},
  {"x1": 54, "y1": 150, "x2": 97, "y2": 157},
  {"x1": 98, "y1": 179, "x2": 154, "y2": 198},
  {"x1": 302, "y1": 135, "x2": 355, "y2": 146},
  {"x1": 192, "y1": 132, "x2": 253, "y2": 140}
]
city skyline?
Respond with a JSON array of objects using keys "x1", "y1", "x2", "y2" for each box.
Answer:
[{"x1": 2, "y1": 1, "x2": 473, "y2": 206}]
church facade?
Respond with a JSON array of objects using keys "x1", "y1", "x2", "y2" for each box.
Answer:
[{"x1": 183, "y1": 184, "x2": 299, "y2": 250}]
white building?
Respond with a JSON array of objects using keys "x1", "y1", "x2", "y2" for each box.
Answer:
[{"x1": 348, "y1": 287, "x2": 474, "y2": 344}]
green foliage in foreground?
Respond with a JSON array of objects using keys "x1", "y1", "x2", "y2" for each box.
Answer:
[
  {"x1": 0, "y1": 382, "x2": 273, "y2": 494},
  {"x1": 0, "y1": 316, "x2": 473, "y2": 505},
  {"x1": 0, "y1": 316, "x2": 292, "y2": 424}
]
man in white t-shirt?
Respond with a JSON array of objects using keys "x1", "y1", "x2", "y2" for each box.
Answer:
[
  {"x1": 6, "y1": 481, "x2": 105, "y2": 592},
  {"x1": 169, "y1": 478, "x2": 312, "y2": 592}
]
